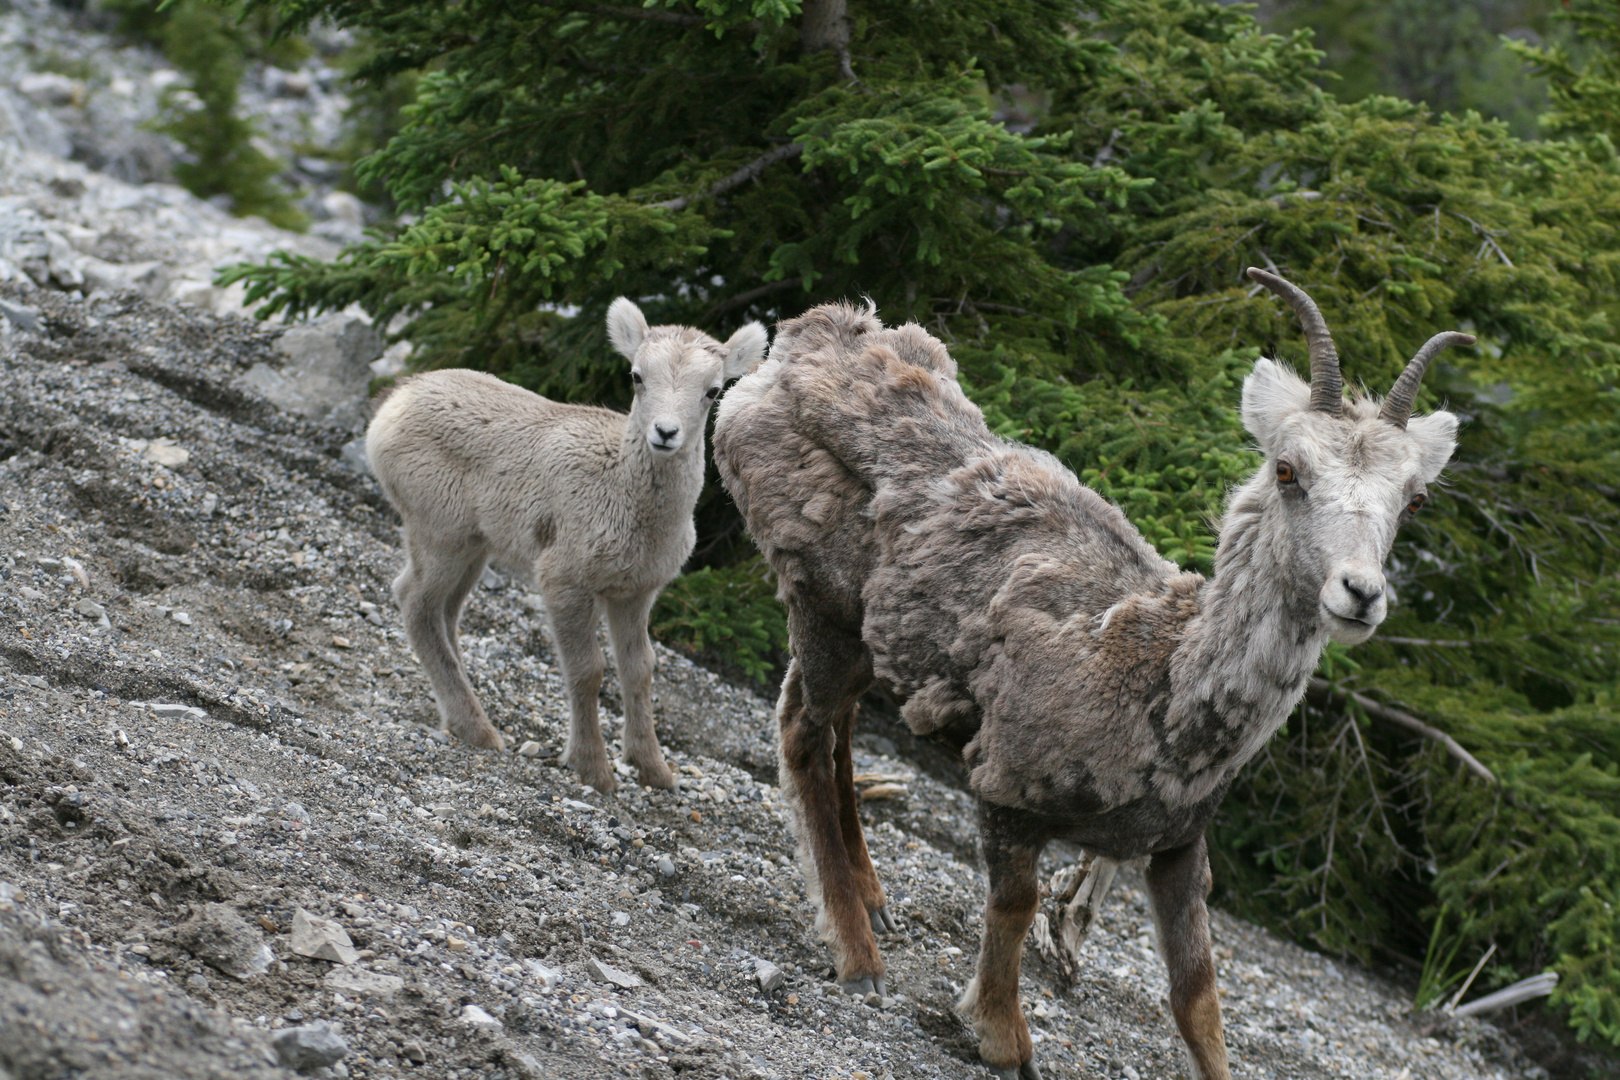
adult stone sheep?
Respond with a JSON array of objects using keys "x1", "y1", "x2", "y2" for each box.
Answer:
[
  {"x1": 713, "y1": 270, "x2": 1471, "y2": 1079},
  {"x1": 367, "y1": 300, "x2": 767, "y2": 793}
]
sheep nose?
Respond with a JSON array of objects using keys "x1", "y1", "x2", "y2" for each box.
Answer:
[
  {"x1": 1341, "y1": 573, "x2": 1383, "y2": 611},
  {"x1": 654, "y1": 423, "x2": 679, "y2": 442}
]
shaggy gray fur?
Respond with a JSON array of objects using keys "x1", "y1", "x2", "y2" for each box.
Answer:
[{"x1": 714, "y1": 290, "x2": 1462, "y2": 1079}]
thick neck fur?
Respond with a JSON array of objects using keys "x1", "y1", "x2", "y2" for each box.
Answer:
[
  {"x1": 1158, "y1": 470, "x2": 1328, "y2": 805},
  {"x1": 615, "y1": 419, "x2": 706, "y2": 524}
]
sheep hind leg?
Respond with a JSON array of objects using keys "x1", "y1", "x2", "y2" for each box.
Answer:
[
  {"x1": 776, "y1": 633, "x2": 881, "y2": 996},
  {"x1": 604, "y1": 591, "x2": 674, "y2": 790},
  {"x1": 961, "y1": 804, "x2": 1046, "y2": 1080},
  {"x1": 1146, "y1": 835, "x2": 1231, "y2": 1080},
  {"x1": 547, "y1": 588, "x2": 615, "y2": 795},
  {"x1": 395, "y1": 539, "x2": 503, "y2": 750},
  {"x1": 832, "y1": 699, "x2": 894, "y2": 936}
]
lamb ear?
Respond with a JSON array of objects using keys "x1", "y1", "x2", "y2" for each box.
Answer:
[
  {"x1": 606, "y1": 297, "x2": 649, "y2": 360},
  {"x1": 1406, "y1": 409, "x2": 1459, "y2": 483},
  {"x1": 1241, "y1": 357, "x2": 1312, "y2": 449},
  {"x1": 722, "y1": 321, "x2": 768, "y2": 379}
]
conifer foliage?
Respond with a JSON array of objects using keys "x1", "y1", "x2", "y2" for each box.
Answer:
[{"x1": 228, "y1": 0, "x2": 1620, "y2": 1048}]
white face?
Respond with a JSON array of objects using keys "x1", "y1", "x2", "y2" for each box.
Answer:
[
  {"x1": 605, "y1": 298, "x2": 767, "y2": 456},
  {"x1": 1242, "y1": 359, "x2": 1458, "y2": 645}
]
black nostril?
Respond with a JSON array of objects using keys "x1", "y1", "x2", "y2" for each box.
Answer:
[
  {"x1": 1343, "y1": 578, "x2": 1382, "y2": 606},
  {"x1": 655, "y1": 425, "x2": 678, "y2": 440}
]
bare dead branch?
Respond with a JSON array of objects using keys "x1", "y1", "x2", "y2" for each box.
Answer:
[
  {"x1": 653, "y1": 143, "x2": 805, "y2": 212},
  {"x1": 1306, "y1": 677, "x2": 1495, "y2": 784}
]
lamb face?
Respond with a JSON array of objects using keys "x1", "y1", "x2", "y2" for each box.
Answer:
[
  {"x1": 1240, "y1": 354, "x2": 1459, "y2": 645},
  {"x1": 606, "y1": 297, "x2": 766, "y2": 455}
]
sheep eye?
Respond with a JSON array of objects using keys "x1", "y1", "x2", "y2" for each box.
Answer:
[
  {"x1": 631, "y1": 371, "x2": 643, "y2": 386},
  {"x1": 1408, "y1": 493, "x2": 1427, "y2": 513},
  {"x1": 705, "y1": 386, "x2": 721, "y2": 400},
  {"x1": 1276, "y1": 461, "x2": 1296, "y2": 484}
]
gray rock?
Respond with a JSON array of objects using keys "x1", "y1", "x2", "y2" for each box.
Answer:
[
  {"x1": 288, "y1": 907, "x2": 358, "y2": 965},
  {"x1": 240, "y1": 314, "x2": 382, "y2": 434},
  {"x1": 74, "y1": 598, "x2": 106, "y2": 620},
  {"x1": 656, "y1": 857, "x2": 676, "y2": 878},
  {"x1": 171, "y1": 902, "x2": 273, "y2": 980},
  {"x1": 0, "y1": 299, "x2": 39, "y2": 334},
  {"x1": 323, "y1": 967, "x2": 405, "y2": 998},
  {"x1": 587, "y1": 957, "x2": 644, "y2": 990},
  {"x1": 754, "y1": 959, "x2": 785, "y2": 993},
  {"x1": 271, "y1": 1022, "x2": 349, "y2": 1073},
  {"x1": 339, "y1": 437, "x2": 369, "y2": 474},
  {"x1": 458, "y1": 1003, "x2": 502, "y2": 1030}
]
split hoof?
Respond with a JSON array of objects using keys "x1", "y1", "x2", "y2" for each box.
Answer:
[
  {"x1": 984, "y1": 1059, "x2": 1041, "y2": 1080},
  {"x1": 838, "y1": 975, "x2": 886, "y2": 1000},
  {"x1": 631, "y1": 758, "x2": 677, "y2": 791},
  {"x1": 452, "y1": 721, "x2": 505, "y2": 751},
  {"x1": 869, "y1": 906, "x2": 899, "y2": 934}
]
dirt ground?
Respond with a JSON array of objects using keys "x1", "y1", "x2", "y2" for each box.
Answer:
[{"x1": 0, "y1": 285, "x2": 1576, "y2": 1079}]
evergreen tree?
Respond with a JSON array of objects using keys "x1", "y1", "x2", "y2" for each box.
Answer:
[{"x1": 226, "y1": 0, "x2": 1620, "y2": 1049}]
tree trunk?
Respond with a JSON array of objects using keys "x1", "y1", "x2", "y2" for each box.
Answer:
[{"x1": 800, "y1": 0, "x2": 849, "y2": 56}]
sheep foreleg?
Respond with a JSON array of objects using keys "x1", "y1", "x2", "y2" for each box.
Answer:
[
  {"x1": 777, "y1": 647, "x2": 884, "y2": 995},
  {"x1": 961, "y1": 807, "x2": 1045, "y2": 1080},
  {"x1": 604, "y1": 592, "x2": 675, "y2": 790},
  {"x1": 1146, "y1": 835, "x2": 1230, "y2": 1080},
  {"x1": 548, "y1": 589, "x2": 615, "y2": 794}
]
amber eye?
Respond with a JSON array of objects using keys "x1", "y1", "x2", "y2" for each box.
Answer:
[
  {"x1": 1408, "y1": 493, "x2": 1427, "y2": 513},
  {"x1": 1276, "y1": 461, "x2": 1296, "y2": 484}
]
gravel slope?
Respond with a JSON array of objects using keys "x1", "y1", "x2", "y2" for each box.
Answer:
[{"x1": 0, "y1": 285, "x2": 1543, "y2": 1080}]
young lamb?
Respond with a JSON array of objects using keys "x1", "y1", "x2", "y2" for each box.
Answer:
[
  {"x1": 713, "y1": 271, "x2": 1470, "y2": 1080},
  {"x1": 366, "y1": 300, "x2": 767, "y2": 793}
]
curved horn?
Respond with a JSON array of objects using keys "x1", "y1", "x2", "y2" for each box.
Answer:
[
  {"x1": 1246, "y1": 266, "x2": 1343, "y2": 415},
  {"x1": 1379, "y1": 330, "x2": 1475, "y2": 428}
]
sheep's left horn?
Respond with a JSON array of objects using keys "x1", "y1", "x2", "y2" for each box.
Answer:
[
  {"x1": 1379, "y1": 331, "x2": 1475, "y2": 428},
  {"x1": 1246, "y1": 267, "x2": 1342, "y2": 415}
]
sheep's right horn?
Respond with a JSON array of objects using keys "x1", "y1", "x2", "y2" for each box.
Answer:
[
  {"x1": 1246, "y1": 267, "x2": 1342, "y2": 416},
  {"x1": 1379, "y1": 331, "x2": 1475, "y2": 428}
]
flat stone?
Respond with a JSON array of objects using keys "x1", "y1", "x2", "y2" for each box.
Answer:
[
  {"x1": 323, "y1": 967, "x2": 405, "y2": 998},
  {"x1": 517, "y1": 740, "x2": 541, "y2": 757},
  {"x1": 523, "y1": 959, "x2": 562, "y2": 989},
  {"x1": 142, "y1": 438, "x2": 189, "y2": 467},
  {"x1": 74, "y1": 598, "x2": 106, "y2": 620},
  {"x1": 271, "y1": 1022, "x2": 349, "y2": 1073},
  {"x1": 459, "y1": 1003, "x2": 503, "y2": 1030},
  {"x1": 587, "y1": 957, "x2": 644, "y2": 990},
  {"x1": 289, "y1": 907, "x2": 359, "y2": 965}
]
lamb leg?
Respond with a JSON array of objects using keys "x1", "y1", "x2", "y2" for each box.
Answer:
[
  {"x1": 604, "y1": 592, "x2": 675, "y2": 790},
  {"x1": 395, "y1": 538, "x2": 503, "y2": 750},
  {"x1": 547, "y1": 588, "x2": 614, "y2": 794}
]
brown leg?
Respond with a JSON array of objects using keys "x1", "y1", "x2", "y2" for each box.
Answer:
[
  {"x1": 833, "y1": 698, "x2": 894, "y2": 933},
  {"x1": 961, "y1": 805, "x2": 1046, "y2": 1080},
  {"x1": 776, "y1": 616, "x2": 880, "y2": 994},
  {"x1": 1145, "y1": 835, "x2": 1230, "y2": 1080}
]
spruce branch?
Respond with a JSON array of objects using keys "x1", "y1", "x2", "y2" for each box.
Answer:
[
  {"x1": 652, "y1": 143, "x2": 805, "y2": 212},
  {"x1": 1306, "y1": 678, "x2": 1496, "y2": 784}
]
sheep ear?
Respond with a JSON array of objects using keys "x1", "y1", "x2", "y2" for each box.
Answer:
[
  {"x1": 1241, "y1": 357, "x2": 1311, "y2": 449},
  {"x1": 722, "y1": 321, "x2": 768, "y2": 379},
  {"x1": 1406, "y1": 409, "x2": 1459, "y2": 483},
  {"x1": 606, "y1": 297, "x2": 649, "y2": 360}
]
